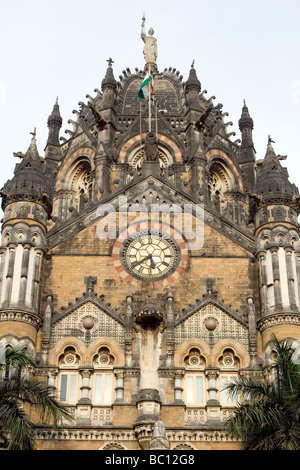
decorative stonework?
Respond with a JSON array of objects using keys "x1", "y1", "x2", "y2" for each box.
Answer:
[
  {"x1": 175, "y1": 303, "x2": 249, "y2": 350},
  {"x1": 257, "y1": 312, "x2": 300, "y2": 332},
  {"x1": 50, "y1": 301, "x2": 125, "y2": 349},
  {"x1": 0, "y1": 310, "x2": 42, "y2": 330}
]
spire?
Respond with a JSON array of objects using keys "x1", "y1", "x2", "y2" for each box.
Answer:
[
  {"x1": 1, "y1": 129, "x2": 51, "y2": 214},
  {"x1": 47, "y1": 98, "x2": 62, "y2": 146},
  {"x1": 25, "y1": 128, "x2": 40, "y2": 160},
  {"x1": 101, "y1": 58, "x2": 117, "y2": 91},
  {"x1": 238, "y1": 99, "x2": 254, "y2": 149},
  {"x1": 185, "y1": 60, "x2": 201, "y2": 94},
  {"x1": 265, "y1": 135, "x2": 277, "y2": 159},
  {"x1": 255, "y1": 135, "x2": 299, "y2": 204},
  {"x1": 239, "y1": 100, "x2": 254, "y2": 131}
]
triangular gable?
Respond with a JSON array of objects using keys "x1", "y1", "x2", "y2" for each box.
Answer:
[
  {"x1": 174, "y1": 297, "x2": 249, "y2": 351},
  {"x1": 47, "y1": 174, "x2": 254, "y2": 253},
  {"x1": 50, "y1": 287, "x2": 125, "y2": 350}
]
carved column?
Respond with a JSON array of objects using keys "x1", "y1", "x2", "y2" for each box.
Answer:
[
  {"x1": 47, "y1": 369, "x2": 58, "y2": 397},
  {"x1": 271, "y1": 247, "x2": 282, "y2": 310},
  {"x1": 258, "y1": 251, "x2": 268, "y2": 316},
  {"x1": 205, "y1": 369, "x2": 221, "y2": 424},
  {"x1": 174, "y1": 370, "x2": 184, "y2": 403},
  {"x1": 285, "y1": 247, "x2": 297, "y2": 310},
  {"x1": 114, "y1": 369, "x2": 124, "y2": 402}
]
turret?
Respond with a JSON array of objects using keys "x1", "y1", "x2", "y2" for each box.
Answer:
[
  {"x1": 185, "y1": 62, "x2": 201, "y2": 109},
  {"x1": 46, "y1": 97, "x2": 62, "y2": 147},
  {"x1": 101, "y1": 58, "x2": 117, "y2": 109},
  {"x1": 252, "y1": 137, "x2": 300, "y2": 349},
  {"x1": 0, "y1": 130, "x2": 50, "y2": 348},
  {"x1": 238, "y1": 100, "x2": 256, "y2": 188}
]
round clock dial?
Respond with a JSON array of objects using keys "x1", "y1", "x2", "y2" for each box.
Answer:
[{"x1": 121, "y1": 232, "x2": 180, "y2": 281}]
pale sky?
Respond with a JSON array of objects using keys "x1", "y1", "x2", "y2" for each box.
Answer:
[{"x1": 0, "y1": 0, "x2": 299, "y2": 202}]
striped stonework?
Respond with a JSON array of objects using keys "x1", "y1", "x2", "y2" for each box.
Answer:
[
  {"x1": 55, "y1": 147, "x2": 95, "y2": 191},
  {"x1": 119, "y1": 133, "x2": 182, "y2": 164},
  {"x1": 206, "y1": 149, "x2": 244, "y2": 192}
]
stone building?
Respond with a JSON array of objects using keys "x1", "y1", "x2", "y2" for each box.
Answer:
[{"x1": 1, "y1": 24, "x2": 300, "y2": 450}]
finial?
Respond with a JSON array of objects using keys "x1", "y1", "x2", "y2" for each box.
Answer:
[
  {"x1": 191, "y1": 59, "x2": 195, "y2": 68},
  {"x1": 30, "y1": 127, "x2": 37, "y2": 139},
  {"x1": 107, "y1": 57, "x2": 114, "y2": 68},
  {"x1": 268, "y1": 135, "x2": 275, "y2": 144}
]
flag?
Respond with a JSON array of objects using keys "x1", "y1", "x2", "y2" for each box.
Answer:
[{"x1": 138, "y1": 71, "x2": 153, "y2": 100}]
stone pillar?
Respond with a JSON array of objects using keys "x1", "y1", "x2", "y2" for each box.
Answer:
[
  {"x1": 166, "y1": 291, "x2": 174, "y2": 367},
  {"x1": 48, "y1": 369, "x2": 58, "y2": 397},
  {"x1": 271, "y1": 247, "x2": 282, "y2": 310},
  {"x1": 205, "y1": 369, "x2": 221, "y2": 424},
  {"x1": 77, "y1": 369, "x2": 93, "y2": 425},
  {"x1": 258, "y1": 251, "x2": 268, "y2": 315},
  {"x1": 19, "y1": 244, "x2": 31, "y2": 306},
  {"x1": 174, "y1": 370, "x2": 184, "y2": 402},
  {"x1": 285, "y1": 246, "x2": 297, "y2": 310},
  {"x1": 247, "y1": 294, "x2": 257, "y2": 368},
  {"x1": 114, "y1": 369, "x2": 124, "y2": 402},
  {"x1": 78, "y1": 369, "x2": 92, "y2": 403},
  {"x1": 3, "y1": 244, "x2": 16, "y2": 306}
]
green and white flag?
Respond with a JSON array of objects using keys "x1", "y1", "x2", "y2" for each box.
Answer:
[{"x1": 138, "y1": 71, "x2": 153, "y2": 100}]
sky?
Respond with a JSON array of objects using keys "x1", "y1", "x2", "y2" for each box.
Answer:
[{"x1": 0, "y1": 0, "x2": 300, "y2": 204}]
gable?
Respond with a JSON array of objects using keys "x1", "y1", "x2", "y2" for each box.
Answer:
[
  {"x1": 50, "y1": 300, "x2": 125, "y2": 350},
  {"x1": 47, "y1": 175, "x2": 254, "y2": 254},
  {"x1": 174, "y1": 302, "x2": 249, "y2": 351}
]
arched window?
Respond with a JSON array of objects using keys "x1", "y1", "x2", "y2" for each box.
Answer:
[
  {"x1": 218, "y1": 348, "x2": 239, "y2": 406},
  {"x1": 183, "y1": 347, "x2": 206, "y2": 406},
  {"x1": 91, "y1": 347, "x2": 115, "y2": 405},
  {"x1": 57, "y1": 346, "x2": 80, "y2": 405}
]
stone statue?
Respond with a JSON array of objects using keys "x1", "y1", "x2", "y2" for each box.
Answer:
[
  {"x1": 149, "y1": 420, "x2": 169, "y2": 450},
  {"x1": 144, "y1": 132, "x2": 159, "y2": 161},
  {"x1": 141, "y1": 16, "x2": 157, "y2": 65}
]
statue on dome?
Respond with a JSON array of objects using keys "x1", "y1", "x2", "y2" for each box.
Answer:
[{"x1": 141, "y1": 15, "x2": 157, "y2": 66}]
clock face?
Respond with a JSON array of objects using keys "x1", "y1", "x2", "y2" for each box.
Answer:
[{"x1": 121, "y1": 232, "x2": 180, "y2": 281}]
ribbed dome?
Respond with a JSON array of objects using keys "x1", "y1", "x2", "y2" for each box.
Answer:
[{"x1": 255, "y1": 137, "x2": 298, "y2": 204}]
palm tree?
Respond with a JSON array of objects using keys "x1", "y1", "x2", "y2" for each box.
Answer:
[
  {"x1": 0, "y1": 347, "x2": 73, "y2": 450},
  {"x1": 225, "y1": 336, "x2": 300, "y2": 450}
]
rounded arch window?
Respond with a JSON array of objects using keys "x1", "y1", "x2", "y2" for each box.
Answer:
[
  {"x1": 93, "y1": 347, "x2": 115, "y2": 367},
  {"x1": 208, "y1": 159, "x2": 238, "y2": 214},
  {"x1": 218, "y1": 348, "x2": 240, "y2": 368},
  {"x1": 58, "y1": 346, "x2": 80, "y2": 366},
  {"x1": 184, "y1": 347, "x2": 206, "y2": 368}
]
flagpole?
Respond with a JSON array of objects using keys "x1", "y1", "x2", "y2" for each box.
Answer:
[{"x1": 148, "y1": 68, "x2": 151, "y2": 133}]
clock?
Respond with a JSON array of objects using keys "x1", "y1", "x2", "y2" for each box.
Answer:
[
  {"x1": 121, "y1": 232, "x2": 179, "y2": 281},
  {"x1": 112, "y1": 226, "x2": 189, "y2": 287}
]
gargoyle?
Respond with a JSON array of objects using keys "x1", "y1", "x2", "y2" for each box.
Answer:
[
  {"x1": 88, "y1": 102, "x2": 108, "y2": 131},
  {"x1": 194, "y1": 105, "x2": 213, "y2": 132}
]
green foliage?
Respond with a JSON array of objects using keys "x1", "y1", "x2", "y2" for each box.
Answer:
[
  {"x1": 225, "y1": 336, "x2": 300, "y2": 450},
  {"x1": 0, "y1": 347, "x2": 73, "y2": 450}
]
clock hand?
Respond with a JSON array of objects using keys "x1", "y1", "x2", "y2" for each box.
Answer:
[
  {"x1": 150, "y1": 255, "x2": 156, "y2": 268},
  {"x1": 131, "y1": 254, "x2": 157, "y2": 269},
  {"x1": 131, "y1": 254, "x2": 152, "y2": 268}
]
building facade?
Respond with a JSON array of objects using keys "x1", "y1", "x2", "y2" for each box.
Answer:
[{"x1": 1, "y1": 28, "x2": 300, "y2": 450}]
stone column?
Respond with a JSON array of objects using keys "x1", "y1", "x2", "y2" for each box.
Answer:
[
  {"x1": 205, "y1": 369, "x2": 221, "y2": 424},
  {"x1": 48, "y1": 369, "x2": 58, "y2": 397},
  {"x1": 114, "y1": 369, "x2": 124, "y2": 402},
  {"x1": 78, "y1": 369, "x2": 92, "y2": 403},
  {"x1": 77, "y1": 369, "x2": 93, "y2": 425},
  {"x1": 3, "y1": 244, "x2": 17, "y2": 307},
  {"x1": 32, "y1": 248, "x2": 43, "y2": 310},
  {"x1": 258, "y1": 251, "x2": 268, "y2": 315},
  {"x1": 271, "y1": 247, "x2": 282, "y2": 310},
  {"x1": 174, "y1": 370, "x2": 184, "y2": 402},
  {"x1": 19, "y1": 244, "x2": 31, "y2": 306},
  {"x1": 285, "y1": 246, "x2": 297, "y2": 310}
]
